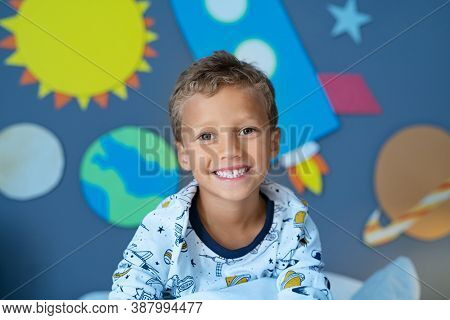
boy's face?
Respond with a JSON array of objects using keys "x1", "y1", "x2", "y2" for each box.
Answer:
[{"x1": 176, "y1": 85, "x2": 280, "y2": 202}]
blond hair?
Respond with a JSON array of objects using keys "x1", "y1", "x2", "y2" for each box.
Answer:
[{"x1": 168, "y1": 50, "x2": 278, "y2": 143}]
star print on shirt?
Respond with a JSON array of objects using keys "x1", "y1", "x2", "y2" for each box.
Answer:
[
  {"x1": 157, "y1": 226, "x2": 164, "y2": 233},
  {"x1": 191, "y1": 259, "x2": 196, "y2": 267},
  {"x1": 269, "y1": 258, "x2": 273, "y2": 264}
]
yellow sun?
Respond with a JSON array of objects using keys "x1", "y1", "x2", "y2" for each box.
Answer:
[{"x1": 0, "y1": 0, "x2": 158, "y2": 109}]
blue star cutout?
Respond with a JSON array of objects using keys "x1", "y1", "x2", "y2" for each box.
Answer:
[
  {"x1": 327, "y1": 0, "x2": 372, "y2": 44},
  {"x1": 157, "y1": 226, "x2": 164, "y2": 233}
]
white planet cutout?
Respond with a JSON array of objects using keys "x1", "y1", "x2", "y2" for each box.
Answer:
[
  {"x1": 204, "y1": 0, "x2": 248, "y2": 23},
  {"x1": 0, "y1": 123, "x2": 65, "y2": 200},
  {"x1": 235, "y1": 39, "x2": 277, "y2": 78}
]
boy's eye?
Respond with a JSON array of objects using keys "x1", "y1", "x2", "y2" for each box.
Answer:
[
  {"x1": 198, "y1": 132, "x2": 213, "y2": 141},
  {"x1": 240, "y1": 127, "x2": 256, "y2": 136}
]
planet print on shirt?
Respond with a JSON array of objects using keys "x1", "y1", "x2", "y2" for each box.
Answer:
[{"x1": 80, "y1": 126, "x2": 179, "y2": 228}]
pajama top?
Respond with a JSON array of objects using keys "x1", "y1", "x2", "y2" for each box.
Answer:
[{"x1": 109, "y1": 176, "x2": 332, "y2": 300}]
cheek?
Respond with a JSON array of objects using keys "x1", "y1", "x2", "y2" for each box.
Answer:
[
  {"x1": 190, "y1": 146, "x2": 214, "y2": 172},
  {"x1": 244, "y1": 140, "x2": 271, "y2": 166}
]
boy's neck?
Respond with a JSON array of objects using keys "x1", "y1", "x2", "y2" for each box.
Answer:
[{"x1": 195, "y1": 185, "x2": 267, "y2": 246}]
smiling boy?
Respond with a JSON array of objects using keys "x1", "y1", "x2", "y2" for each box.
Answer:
[{"x1": 109, "y1": 51, "x2": 332, "y2": 300}]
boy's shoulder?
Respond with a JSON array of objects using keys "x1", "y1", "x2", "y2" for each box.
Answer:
[
  {"x1": 157, "y1": 178, "x2": 199, "y2": 210},
  {"x1": 141, "y1": 178, "x2": 199, "y2": 224},
  {"x1": 262, "y1": 178, "x2": 318, "y2": 247},
  {"x1": 261, "y1": 176, "x2": 309, "y2": 215}
]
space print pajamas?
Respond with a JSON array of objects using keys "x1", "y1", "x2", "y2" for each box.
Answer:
[{"x1": 109, "y1": 176, "x2": 332, "y2": 300}]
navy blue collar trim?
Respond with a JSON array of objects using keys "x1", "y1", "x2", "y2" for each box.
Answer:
[{"x1": 189, "y1": 191, "x2": 274, "y2": 259}]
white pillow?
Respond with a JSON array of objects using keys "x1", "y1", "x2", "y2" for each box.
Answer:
[{"x1": 351, "y1": 256, "x2": 420, "y2": 300}]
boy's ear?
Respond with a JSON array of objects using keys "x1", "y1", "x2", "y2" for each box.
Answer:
[
  {"x1": 270, "y1": 127, "x2": 281, "y2": 159},
  {"x1": 176, "y1": 141, "x2": 192, "y2": 171}
]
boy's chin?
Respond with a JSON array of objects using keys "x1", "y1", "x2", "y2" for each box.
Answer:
[
  {"x1": 208, "y1": 187, "x2": 257, "y2": 202},
  {"x1": 196, "y1": 172, "x2": 262, "y2": 200}
]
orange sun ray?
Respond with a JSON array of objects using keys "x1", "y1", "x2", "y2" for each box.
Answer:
[
  {"x1": 0, "y1": 35, "x2": 16, "y2": 49},
  {"x1": 144, "y1": 17, "x2": 155, "y2": 27},
  {"x1": 93, "y1": 93, "x2": 109, "y2": 108},
  {"x1": 54, "y1": 92, "x2": 72, "y2": 109},
  {"x1": 9, "y1": 0, "x2": 23, "y2": 10},
  {"x1": 126, "y1": 73, "x2": 140, "y2": 89},
  {"x1": 20, "y1": 69, "x2": 38, "y2": 85},
  {"x1": 144, "y1": 45, "x2": 157, "y2": 57}
]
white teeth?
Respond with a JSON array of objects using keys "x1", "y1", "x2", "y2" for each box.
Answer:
[{"x1": 214, "y1": 167, "x2": 248, "y2": 178}]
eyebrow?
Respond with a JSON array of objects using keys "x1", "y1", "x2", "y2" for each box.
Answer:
[{"x1": 189, "y1": 117, "x2": 264, "y2": 129}]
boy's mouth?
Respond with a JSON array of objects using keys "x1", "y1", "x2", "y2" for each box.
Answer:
[{"x1": 211, "y1": 166, "x2": 251, "y2": 180}]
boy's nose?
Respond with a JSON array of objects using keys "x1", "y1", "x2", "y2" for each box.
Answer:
[{"x1": 219, "y1": 133, "x2": 242, "y2": 160}]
